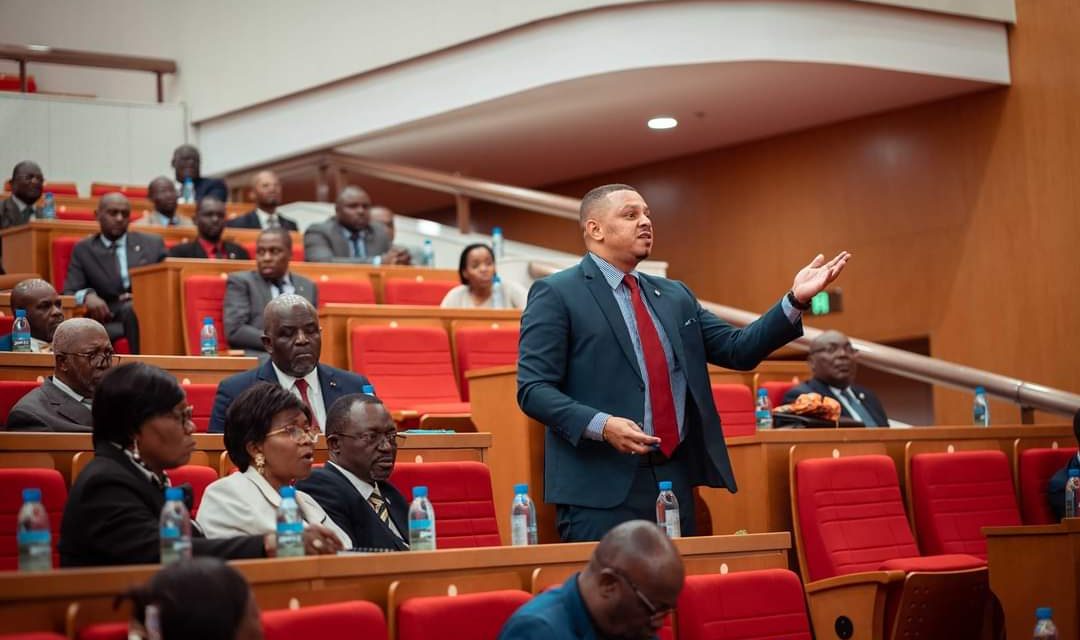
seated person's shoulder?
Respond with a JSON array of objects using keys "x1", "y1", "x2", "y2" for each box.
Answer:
[{"x1": 782, "y1": 382, "x2": 815, "y2": 403}]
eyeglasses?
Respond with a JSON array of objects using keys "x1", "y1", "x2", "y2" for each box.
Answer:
[
  {"x1": 266, "y1": 423, "x2": 321, "y2": 444},
  {"x1": 58, "y1": 350, "x2": 116, "y2": 368},
  {"x1": 809, "y1": 343, "x2": 856, "y2": 356},
  {"x1": 602, "y1": 567, "x2": 672, "y2": 617},
  {"x1": 169, "y1": 405, "x2": 194, "y2": 424},
  {"x1": 334, "y1": 430, "x2": 406, "y2": 448}
]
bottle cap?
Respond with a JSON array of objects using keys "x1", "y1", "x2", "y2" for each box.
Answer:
[
  {"x1": 1069, "y1": 469, "x2": 1079, "y2": 477},
  {"x1": 362, "y1": 384, "x2": 375, "y2": 395},
  {"x1": 1036, "y1": 607, "x2": 1052, "y2": 619},
  {"x1": 22, "y1": 488, "x2": 41, "y2": 502},
  {"x1": 14, "y1": 309, "x2": 26, "y2": 318},
  {"x1": 203, "y1": 316, "x2": 214, "y2": 324},
  {"x1": 658, "y1": 480, "x2": 672, "y2": 491},
  {"x1": 424, "y1": 239, "x2": 432, "y2": 245},
  {"x1": 975, "y1": 386, "x2": 986, "y2": 394},
  {"x1": 165, "y1": 487, "x2": 184, "y2": 501},
  {"x1": 514, "y1": 483, "x2": 528, "y2": 494},
  {"x1": 493, "y1": 274, "x2": 501, "y2": 284},
  {"x1": 413, "y1": 485, "x2": 428, "y2": 498},
  {"x1": 493, "y1": 226, "x2": 502, "y2": 234},
  {"x1": 757, "y1": 388, "x2": 768, "y2": 396},
  {"x1": 279, "y1": 486, "x2": 296, "y2": 499},
  {"x1": 45, "y1": 192, "x2": 53, "y2": 200}
]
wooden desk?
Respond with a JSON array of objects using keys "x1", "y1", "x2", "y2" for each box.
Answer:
[
  {"x1": 0, "y1": 353, "x2": 256, "y2": 384},
  {"x1": 0, "y1": 532, "x2": 791, "y2": 634},
  {"x1": 0, "y1": 293, "x2": 78, "y2": 318},
  {"x1": 985, "y1": 519, "x2": 1080, "y2": 640},
  {"x1": 131, "y1": 259, "x2": 460, "y2": 355}
]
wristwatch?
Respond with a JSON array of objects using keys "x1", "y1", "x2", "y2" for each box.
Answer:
[{"x1": 787, "y1": 290, "x2": 812, "y2": 311}]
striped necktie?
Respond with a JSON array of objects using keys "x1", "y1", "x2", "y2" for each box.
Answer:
[{"x1": 368, "y1": 487, "x2": 390, "y2": 525}]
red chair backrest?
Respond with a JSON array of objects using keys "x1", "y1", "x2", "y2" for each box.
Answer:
[
  {"x1": 262, "y1": 601, "x2": 386, "y2": 640},
  {"x1": 710, "y1": 384, "x2": 756, "y2": 438},
  {"x1": 795, "y1": 454, "x2": 919, "y2": 582},
  {"x1": 54, "y1": 206, "x2": 96, "y2": 222},
  {"x1": 112, "y1": 338, "x2": 131, "y2": 355},
  {"x1": 677, "y1": 569, "x2": 812, "y2": 640},
  {"x1": 317, "y1": 278, "x2": 376, "y2": 307},
  {"x1": 0, "y1": 73, "x2": 38, "y2": 92},
  {"x1": 453, "y1": 324, "x2": 519, "y2": 401},
  {"x1": 389, "y1": 461, "x2": 501, "y2": 548},
  {"x1": 0, "y1": 315, "x2": 13, "y2": 336},
  {"x1": 910, "y1": 450, "x2": 1021, "y2": 559},
  {"x1": 241, "y1": 241, "x2": 304, "y2": 262},
  {"x1": 1018, "y1": 447, "x2": 1079, "y2": 524},
  {"x1": 50, "y1": 236, "x2": 86, "y2": 291},
  {"x1": 382, "y1": 277, "x2": 458, "y2": 306},
  {"x1": 0, "y1": 468, "x2": 67, "y2": 571},
  {"x1": 42, "y1": 183, "x2": 78, "y2": 197},
  {"x1": 75, "y1": 622, "x2": 128, "y2": 640},
  {"x1": 182, "y1": 275, "x2": 229, "y2": 355},
  {"x1": 760, "y1": 380, "x2": 797, "y2": 409},
  {"x1": 350, "y1": 325, "x2": 461, "y2": 409},
  {"x1": 180, "y1": 383, "x2": 217, "y2": 433},
  {"x1": 4, "y1": 634, "x2": 71, "y2": 640},
  {"x1": 0, "y1": 380, "x2": 41, "y2": 427},
  {"x1": 90, "y1": 183, "x2": 148, "y2": 198},
  {"x1": 163, "y1": 465, "x2": 218, "y2": 518},
  {"x1": 397, "y1": 589, "x2": 531, "y2": 640}
]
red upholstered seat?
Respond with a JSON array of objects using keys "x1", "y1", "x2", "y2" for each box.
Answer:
[
  {"x1": 262, "y1": 600, "x2": 386, "y2": 640},
  {"x1": 760, "y1": 380, "x2": 797, "y2": 409},
  {"x1": 383, "y1": 277, "x2": 458, "y2": 306},
  {"x1": 112, "y1": 338, "x2": 130, "y2": 355},
  {"x1": 0, "y1": 380, "x2": 41, "y2": 426},
  {"x1": 51, "y1": 236, "x2": 86, "y2": 291},
  {"x1": 0, "y1": 73, "x2": 37, "y2": 93},
  {"x1": 55, "y1": 207, "x2": 96, "y2": 221},
  {"x1": 182, "y1": 275, "x2": 228, "y2": 355},
  {"x1": 75, "y1": 622, "x2": 128, "y2": 640},
  {"x1": 240, "y1": 241, "x2": 304, "y2": 262},
  {"x1": 0, "y1": 468, "x2": 67, "y2": 571},
  {"x1": 180, "y1": 383, "x2": 217, "y2": 433},
  {"x1": 397, "y1": 589, "x2": 531, "y2": 640},
  {"x1": 89, "y1": 183, "x2": 148, "y2": 198},
  {"x1": 1018, "y1": 447, "x2": 1078, "y2": 524},
  {"x1": 0, "y1": 316, "x2": 12, "y2": 335},
  {"x1": 677, "y1": 569, "x2": 812, "y2": 640},
  {"x1": 453, "y1": 324, "x2": 520, "y2": 401},
  {"x1": 317, "y1": 278, "x2": 376, "y2": 306},
  {"x1": 878, "y1": 554, "x2": 986, "y2": 572},
  {"x1": 2, "y1": 634, "x2": 69, "y2": 640},
  {"x1": 163, "y1": 465, "x2": 218, "y2": 518},
  {"x1": 710, "y1": 384, "x2": 756, "y2": 438},
  {"x1": 389, "y1": 461, "x2": 501, "y2": 548},
  {"x1": 909, "y1": 450, "x2": 1022, "y2": 559},
  {"x1": 350, "y1": 325, "x2": 469, "y2": 414},
  {"x1": 42, "y1": 183, "x2": 78, "y2": 197}
]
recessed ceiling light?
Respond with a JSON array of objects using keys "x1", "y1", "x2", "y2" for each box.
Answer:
[{"x1": 647, "y1": 116, "x2": 678, "y2": 130}]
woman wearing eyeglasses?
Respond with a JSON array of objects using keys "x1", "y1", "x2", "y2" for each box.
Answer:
[
  {"x1": 196, "y1": 382, "x2": 349, "y2": 552},
  {"x1": 60, "y1": 363, "x2": 270, "y2": 567}
]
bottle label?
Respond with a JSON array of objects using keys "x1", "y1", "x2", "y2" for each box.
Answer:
[
  {"x1": 755, "y1": 409, "x2": 772, "y2": 427},
  {"x1": 277, "y1": 522, "x2": 303, "y2": 535},
  {"x1": 409, "y1": 520, "x2": 436, "y2": 550},
  {"x1": 664, "y1": 511, "x2": 681, "y2": 538},
  {"x1": 511, "y1": 514, "x2": 529, "y2": 546},
  {"x1": 160, "y1": 526, "x2": 180, "y2": 539},
  {"x1": 17, "y1": 530, "x2": 50, "y2": 545}
]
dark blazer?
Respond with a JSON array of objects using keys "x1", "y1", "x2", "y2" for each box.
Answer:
[
  {"x1": 192, "y1": 176, "x2": 228, "y2": 203},
  {"x1": 0, "y1": 197, "x2": 37, "y2": 271},
  {"x1": 499, "y1": 574, "x2": 629, "y2": 640},
  {"x1": 0, "y1": 333, "x2": 10, "y2": 351},
  {"x1": 782, "y1": 378, "x2": 889, "y2": 427},
  {"x1": 303, "y1": 218, "x2": 392, "y2": 263},
  {"x1": 517, "y1": 256, "x2": 801, "y2": 509},
  {"x1": 296, "y1": 463, "x2": 409, "y2": 551},
  {"x1": 209, "y1": 360, "x2": 371, "y2": 433},
  {"x1": 6, "y1": 377, "x2": 92, "y2": 432},
  {"x1": 62, "y1": 232, "x2": 167, "y2": 301},
  {"x1": 59, "y1": 444, "x2": 264, "y2": 567},
  {"x1": 223, "y1": 270, "x2": 317, "y2": 353},
  {"x1": 225, "y1": 209, "x2": 298, "y2": 231},
  {"x1": 168, "y1": 239, "x2": 249, "y2": 260},
  {"x1": 1048, "y1": 453, "x2": 1080, "y2": 521}
]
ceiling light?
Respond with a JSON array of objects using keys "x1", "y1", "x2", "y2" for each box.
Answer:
[{"x1": 647, "y1": 116, "x2": 678, "y2": 130}]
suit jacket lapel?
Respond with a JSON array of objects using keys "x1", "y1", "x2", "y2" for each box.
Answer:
[
  {"x1": 581, "y1": 258, "x2": 642, "y2": 381},
  {"x1": 43, "y1": 380, "x2": 91, "y2": 426},
  {"x1": 317, "y1": 365, "x2": 340, "y2": 408},
  {"x1": 88, "y1": 235, "x2": 122, "y2": 287},
  {"x1": 329, "y1": 221, "x2": 350, "y2": 256},
  {"x1": 127, "y1": 233, "x2": 146, "y2": 268},
  {"x1": 256, "y1": 359, "x2": 278, "y2": 383}
]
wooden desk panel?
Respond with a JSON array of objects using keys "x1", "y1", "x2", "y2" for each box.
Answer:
[{"x1": 0, "y1": 353, "x2": 256, "y2": 384}]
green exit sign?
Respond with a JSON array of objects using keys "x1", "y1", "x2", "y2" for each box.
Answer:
[{"x1": 810, "y1": 289, "x2": 843, "y2": 316}]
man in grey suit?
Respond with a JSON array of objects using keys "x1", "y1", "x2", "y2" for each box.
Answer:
[
  {"x1": 63, "y1": 193, "x2": 167, "y2": 354},
  {"x1": 303, "y1": 186, "x2": 410, "y2": 264},
  {"x1": 1, "y1": 161, "x2": 45, "y2": 273},
  {"x1": 6, "y1": 318, "x2": 115, "y2": 432},
  {"x1": 224, "y1": 227, "x2": 317, "y2": 356}
]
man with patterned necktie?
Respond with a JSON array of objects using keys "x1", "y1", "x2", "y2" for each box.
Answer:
[
  {"x1": 298, "y1": 393, "x2": 411, "y2": 552},
  {"x1": 782, "y1": 330, "x2": 890, "y2": 427}
]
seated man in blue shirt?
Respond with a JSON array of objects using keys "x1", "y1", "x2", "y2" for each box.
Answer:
[
  {"x1": 499, "y1": 520, "x2": 684, "y2": 640},
  {"x1": 0, "y1": 278, "x2": 63, "y2": 352},
  {"x1": 1047, "y1": 410, "x2": 1080, "y2": 520}
]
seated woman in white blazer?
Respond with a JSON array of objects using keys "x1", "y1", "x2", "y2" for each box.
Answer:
[{"x1": 197, "y1": 383, "x2": 352, "y2": 552}]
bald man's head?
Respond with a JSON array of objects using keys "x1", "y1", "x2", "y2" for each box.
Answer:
[
  {"x1": 53, "y1": 318, "x2": 114, "y2": 398},
  {"x1": 335, "y1": 186, "x2": 372, "y2": 233},
  {"x1": 96, "y1": 192, "x2": 131, "y2": 241},
  {"x1": 807, "y1": 330, "x2": 857, "y2": 388},
  {"x1": 251, "y1": 170, "x2": 281, "y2": 212},
  {"x1": 147, "y1": 176, "x2": 178, "y2": 217},
  {"x1": 261, "y1": 295, "x2": 321, "y2": 377},
  {"x1": 11, "y1": 278, "x2": 63, "y2": 343},
  {"x1": 10, "y1": 161, "x2": 44, "y2": 204},
  {"x1": 172, "y1": 144, "x2": 201, "y2": 181}
]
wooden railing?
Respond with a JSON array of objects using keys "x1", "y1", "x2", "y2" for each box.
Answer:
[{"x1": 0, "y1": 43, "x2": 177, "y2": 102}]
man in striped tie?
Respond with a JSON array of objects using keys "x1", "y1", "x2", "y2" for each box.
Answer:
[{"x1": 782, "y1": 330, "x2": 890, "y2": 427}]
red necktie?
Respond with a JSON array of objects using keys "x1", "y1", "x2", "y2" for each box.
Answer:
[
  {"x1": 294, "y1": 379, "x2": 320, "y2": 429},
  {"x1": 623, "y1": 275, "x2": 678, "y2": 456}
]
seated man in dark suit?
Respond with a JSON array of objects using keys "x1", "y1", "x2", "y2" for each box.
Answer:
[
  {"x1": 168, "y1": 197, "x2": 249, "y2": 260},
  {"x1": 498, "y1": 520, "x2": 684, "y2": 639},
  {"x1": 298, "y1": 394, "x2": 409, "y2": 551},
  {"x1": 223, "y1": 227, "x2": 315, "y2": 355},
  {"x1": 210, "y1": 295, "x2": 370, "y2": 433},
  {"x1": 0, "y1": 161, "x2": 45, "y2": 273},
  {"x1": 172, "y1": 144, "x2": 228, "y2": 202},
  {"x1": 63, "y1": 193, "x2": 167, "y2": 354},
  {"x1": 1047, "y1": 410, "x2": 1080, "y2": 520},
  {"x1": 0, "y1": 278, "x2": 63, "y2": 352},
  {"x1": 225, "y1": 170, "x2": 297, "y2": 230},
  {"x1": 783, "y1": 330, "x2": 889, "y2": 427},
  {"x1": 132, "y1": 176, "x2": 192, "y2": 228},
  {"x1": 303, "y1": 186, "x2": 410, "y2": 264},
  {"x1": 6, "y1": 318, "x2": 114, "y2": 432}
]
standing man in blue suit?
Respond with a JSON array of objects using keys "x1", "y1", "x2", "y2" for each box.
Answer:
[
  {"x1": 517, "y1": 184, "x2": 850, "y2": 542},
  {"x1": 209, "y1": 295, "x2": 370, "y2": 433}
]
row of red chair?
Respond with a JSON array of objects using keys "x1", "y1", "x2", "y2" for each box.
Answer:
[
  {"x1": 1, "y1": 182, "x2": 148, "y2": 198},
  {"x1": 710, "y1": 381, "x2": 797, "y2": 438}
]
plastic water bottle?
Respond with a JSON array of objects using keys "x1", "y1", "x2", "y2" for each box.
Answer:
[
  {"x1": 159, "y1": 487, "x2": 192, "y2": 564},
  {"x1": 510, "y1": 483, "x2": 538, "y2": 546},
  {"x1": 1065, "y1": 469, "x2": 1080, "y2": 519},
  {"x1": 276, "y1": 486, "x2": 305, "y2": 557},
  {"x1": 408, "y1": 486, "x2": 437, "y2": 550},
  {"x1": 17, "y1": 488, "x2": 51, "y2": 572},
  {"x1": 492, "y1": 226, "x2": 504, "y2": 259},
  {"x1": 181, "y1": 178, "x2": 195, "y2": 204},
  {"x1": 656, "y1": 481, "x2": 681, "y2": 538},
  {"x1": 40, "y1": 193, "x2": 56, "y2": 220},
  {"x1": 199, "y1": 317, "x2": 217, "y2": 356},
  {"x1": 755, "y1": 388, "x2": 773, "y2": 429},
  {"x1": 973, "y1": 386, "x2": 990, "y2": 427},
  {"x1": 492, "y1": 274, "x2": 504, "y2": 309},
  {"x1": 144, "y1": 604, "x2": 163, "y2": 640},
  {"x1": 11, "y1": 309, "x2": 32, "y2": 352},
  {"x1": 421, "y1": 239, "x2": 435, "y2": 267},
  {"x1": 362, "y1": 384, "x2": 376, "y2": 396},
  {"x1": 1033, "y1": 607, "x2": 1058, "y2": 640}
]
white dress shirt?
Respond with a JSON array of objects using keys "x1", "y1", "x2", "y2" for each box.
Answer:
[
  {"x1": 326, "y1": 460, "x2": 404, "y2": 540},
  {"x1": 51, "y1": 376, "x2": 93, "y2": 410},
  {"x1": 256, "y1": 208, "x2": 283, "y2": 229},
  {"x1": 271, "y1": 362, "x2": 327, "y2": 430}
]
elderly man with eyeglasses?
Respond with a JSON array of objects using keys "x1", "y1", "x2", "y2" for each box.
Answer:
[
  {"x1": 297, "y1": 394, "x2": 411, "y2": 552},
  {"x1": 6, "y1": 318, "x2": 115, "y2": 432},
  {"x1": 782, "y1": 330, "x2": 890, "y2": 427},
  {"x1": 499, "y1": 519, "x2": 684, "y2": 640}
]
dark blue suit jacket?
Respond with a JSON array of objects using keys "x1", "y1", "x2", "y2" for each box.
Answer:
[
  {"x1": 783, "y1": 378, "x2": 889, "y2": 427},
  {"x1": 224, "y1": 210, "x2": 299, "y2": 231},
  {"x1": 499, "y1": 574, "x2": 644, "y2": 640},
  {"x1": 296, "y1": 463, "x2": 409, "y2": 552},
  {"x1": 209, "y1": 360, "x2": 370, "y2": 433},
  {"x1": 0, "y1": 333, "x2": 11, "y2": 351},
  {"x1": 1048, "y1": 452, "x2": 1080, "y2": 521},
  {"x1": 517, "y1": 256, "x2": 801, "y2": 509},
  {"x1": 193, "y1": 177, "x2": 228, "y2": 202}
]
